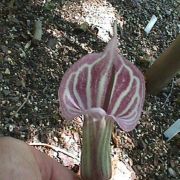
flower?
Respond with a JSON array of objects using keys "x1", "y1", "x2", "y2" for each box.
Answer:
[{"x1": 59, "y1": 28, "x2": 145, "y2": 132}]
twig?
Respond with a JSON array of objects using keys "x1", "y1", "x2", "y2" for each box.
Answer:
[
  {"x1": 15, "y1": 92, "x2": 31, "y2": 114},
  {"x1": 29, "y1": 142, "x2": 80, "y2": 163}
]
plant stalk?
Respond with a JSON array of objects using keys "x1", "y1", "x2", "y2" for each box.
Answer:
[{"x1": 80, "y1": 115, "x2": 113, "y2": 180}]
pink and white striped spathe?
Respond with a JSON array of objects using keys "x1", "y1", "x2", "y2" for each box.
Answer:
[{"x1": 59, "y1": 35, "x2": 145, "y2": 132}]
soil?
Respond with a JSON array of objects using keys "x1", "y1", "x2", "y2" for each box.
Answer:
[{"x1": 0, "y1": 0, "x2": 180, "y2": 179}]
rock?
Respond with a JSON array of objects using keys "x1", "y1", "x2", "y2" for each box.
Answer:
[
  {"x1": 15, "y1": 79, "x2": 25, "y2": 87},
  {"x1": 53, "y1": 136, "x2": 58, "y2": 142},
  {"x1": 168, "y1": 167, "x2": 177, "y2": 177},
  {"x1": 152, "y1": 45, "x2": 158, "y2": 51},
  {"x1": 4, "y1": 68, "x2": 10, "y2": 74},
  {"x1": 9, "y1": 124, "x2": 14, "y2": 132},
  {"x1": 156, "y1": 6, "x2": 160, "y2": 11},
  {"x1": 112, "y1": 158, "x2": 136, "y2": 180},
  {"x1": 47, "y1": 38, "x2": 57, "y2": 49},
  {"x1": 0, "y1": 45, "x2": 8, "y2": 54},
  {"x1": 24, "y1": 40, "x2": 31, "y2": 49},
  {"x1": 79, "y1": 22, "x2": 89, "y2": 32},
  {"x1": 33, "y1": 20, "x2": 42, "y2": 41},
  {"x1": 3, "y1": 89, "x2": 10, "y2": 96}
]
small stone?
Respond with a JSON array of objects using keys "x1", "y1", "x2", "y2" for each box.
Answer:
[
  {"x1": 7, "y1": 57, "x2": 12, "y2": 62},
  {"x1": 47, "y1": 38, "x2": 57, "y2": 49},
  {"x1": 3, "y1": 89, "x2": 10, "y2": 96},
  {"x1": 4, "y1": 68, "x2": 10, "y2": 74},
  {"x1": 8, "y1": 50, "x2": 11, "y2": 54},
  {"x1": 73, "y1": 132, "x2": 80, "y2": 142},
  {"x1": 168, "y1": 167, "x2": 177, "y2": 177},
  {"x1": 165, "y1": 10, "x2": 171, "y2": 16},
  {"x1": 9, "y1": 124, "x2": 14, "y2": 132},
  {"x1": 79, "y1": 22, "x2": 89, "y2": 32},
  {"x1": 53, "y1": 136, "x2": 58, "y2": 142},
  {"x1": 24, "y1": 40, "x2": 31, "y2": 49},
  {"x1": 16, "y1": 79, "x2": 25, "y2": 87},
  {"x1": 160, "y1": 113, "x2": 164, "y2": 116},
  {"x1": 152, "y1": 46, "x2": 158, "y2": 51},
  {"x1": 21, "y1": 134, "x2": 25, "y2": 138},
  {"x1": 14, "y1": 113, "x2": 19, "y2": 118},
  {"x1": 0, "y1": 45, "x2": 8, "y2": 54},
  {"x1": 156, "y1": 6, "x2": 160, "y2": 11},
  {"x1": 75, "y1": 15, "x2": 79, "y2": 19},
  {"x1": 20, "y1": 49, "x2": 26, "y2": 57}
]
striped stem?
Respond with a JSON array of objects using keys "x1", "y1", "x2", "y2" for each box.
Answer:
[{"x1": 81, "y1": 115, "x2": 113, "y2": 180}]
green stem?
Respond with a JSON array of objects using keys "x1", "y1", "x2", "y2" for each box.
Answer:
[{"x1": 80, "y1": 115, "x2": 113, "y2": 180}]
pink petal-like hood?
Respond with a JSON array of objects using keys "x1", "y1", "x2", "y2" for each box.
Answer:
[{"x1": 59, "y1": 34, "x2": 145, "y2": 132}]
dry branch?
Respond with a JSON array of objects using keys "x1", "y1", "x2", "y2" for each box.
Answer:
[
  {"x1": 29, "y1": 142, "x2": 80, "y2": 163},
  {"x1": 145, "y1": 34, "x2": 180, "y2": 94}
]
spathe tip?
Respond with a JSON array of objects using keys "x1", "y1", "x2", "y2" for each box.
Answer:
[{"x1": 113, "y1": 20, "x2": 117, "y2": 38}]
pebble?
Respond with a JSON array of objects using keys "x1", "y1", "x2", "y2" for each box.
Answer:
[
  {"x1": 152, "y1": 46, "x2": 158, "y2": 51},
  {"x1": 4, "y1": 68, "x2": 10, "y2": 74},
  {"x1": 156, "y1": 6, "x2": 160, "y2": 11},
  {"x1": 165, "y1": 10, "x2": 171, "y2": 16},
  {"x1": 160, "y1": 113, "x2": 164, "y2": 117},
  {"x1": 34, "y1": 106, "x2": 38, "y2": 111},
  {"x1": 53, "y1": 136, "x2": 58, "y2": 142},
  {"x1": 8, "y1": 50, "x2": 11, "y2": 54},
  {"x1": 3, "y1": 89, "x2": 10, "y2": 96},
  {"x1": 47, "y1": 38, "x2": 57, "y2": 49},
  {"x1": 21, "y1": 134, "x2": 25, "y2": 138},
  {"x1": 9, "y1": 124, "x2": 14, "y2": 132},
  {"x1": 168, "y1": 167, "x2": 177, "y2": 177},
  {"x1": 14, "y1": 113, "x2": 19, "y2": 118},
  {"x1": 0, "y1": 45, "x2": 8, "y2": 53}
]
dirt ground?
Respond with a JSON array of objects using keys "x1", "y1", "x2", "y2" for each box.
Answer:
[{"x1": 0, "y1": 0, "x2": 180, "y2": 179}]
